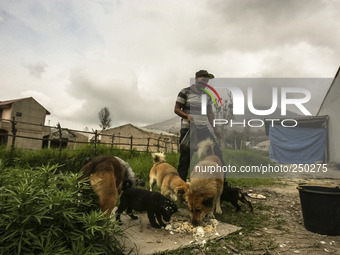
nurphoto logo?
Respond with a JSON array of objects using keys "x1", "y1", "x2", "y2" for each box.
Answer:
[{"x1": 200, "y1": 82, "x2": 312, "y2": 128}]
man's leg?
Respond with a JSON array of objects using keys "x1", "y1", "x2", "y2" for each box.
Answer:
[{"x1": 177, "y1": 128, "x2": 190, "y2": 181}]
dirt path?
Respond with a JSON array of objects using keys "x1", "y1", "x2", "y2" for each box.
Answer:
[{"x1": 234, "y1": 179, "x2": 340, "y2": 255}]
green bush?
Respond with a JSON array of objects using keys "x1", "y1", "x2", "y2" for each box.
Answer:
[{"x1": 0, "y1": 163, "x2": 127, "y2": 255}]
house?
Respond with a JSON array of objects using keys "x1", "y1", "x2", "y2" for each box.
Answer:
[
  {"x1": 99, "y1": 124, "x2": 179, "y2": 153},
  {"x1": 317, "y1": 66, "x2": 340, "y2": 164},
  {"x1": 0, "y1": 97, "x2": 50, "y2": 150},
  {"x1": 43, "y1": 128, "x2": 89, "y2": 149}
]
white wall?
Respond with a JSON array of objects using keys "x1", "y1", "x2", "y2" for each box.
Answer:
[{"x1": 318, "y1": 70, "x2": 340, "y2": 163}]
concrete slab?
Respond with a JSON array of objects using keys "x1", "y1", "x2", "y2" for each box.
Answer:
[{"x1": 118, "y1": 208, "x2": 241, "y2": 255}]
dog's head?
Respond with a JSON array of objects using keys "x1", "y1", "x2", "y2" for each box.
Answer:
[
  {"x1": 185, "y1": 192, "x2": 215, "y2": 226},
  {"x1": 160, "y1": 199, "x2": 178, "y2": 222}
]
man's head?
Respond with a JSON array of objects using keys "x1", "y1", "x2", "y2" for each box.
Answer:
[
  {"x1": 195, "y1": 70, "x2": 214, "y2": 79},
  {"x1": 195, "y1": 70, "x2": 214, "y2": 87}
]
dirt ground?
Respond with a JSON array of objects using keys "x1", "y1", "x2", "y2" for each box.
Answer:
[
  {"x1": 119, "y1": 209, "x2": 240, "y2": 255},
  {"x1": 118, "y1": 178, "x2": 340, "y2": 255},
  {"x1": 229, "y1": 179, "x2": 340, "y2": 255}
]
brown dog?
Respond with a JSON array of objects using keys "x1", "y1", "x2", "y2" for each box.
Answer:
[
  {"x1": 78, "y1": 155, "x2": 125, "y2": 215},
  {"x1": 149, "y1": 153, "x2": 189, "y2": 202},
  {"x1": 185, "y1": 139, "x2": 224, "y2": 225}
]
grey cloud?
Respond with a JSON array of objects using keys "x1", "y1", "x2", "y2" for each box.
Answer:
[
  {"x1": 186, "y1": 0, "x2": 340, "y2": 53},
  {"x1": 64, "y1": 68, "x2": 175, "y2": 128},
  {"x1": 24, "y1": 63, "x2": 48, "y2": 78}
]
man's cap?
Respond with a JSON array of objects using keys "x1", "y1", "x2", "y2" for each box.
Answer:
[{"x1": 195, "y1": 70, "x2": 214, "y2": 79}]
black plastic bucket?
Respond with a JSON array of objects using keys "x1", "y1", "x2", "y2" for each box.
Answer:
[{"x1": 297, "y1": 184, "x2": 340, "y2": 236}]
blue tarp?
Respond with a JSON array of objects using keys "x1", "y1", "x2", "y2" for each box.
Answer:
[{"x1": 269, "y1": 125, "x2": 327, "y2": 164}]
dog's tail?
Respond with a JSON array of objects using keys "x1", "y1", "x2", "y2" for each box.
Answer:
[
  {"x1": 197, "y1": 138, "x2": 215, "y2": 159},
  {"x1": 152, "y1": 152, "x2": 166, "y2": 164}
]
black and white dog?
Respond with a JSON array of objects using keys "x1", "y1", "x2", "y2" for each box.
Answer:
[{"x1": 116, "y1": 188, "x2": 178, "y2": 228}]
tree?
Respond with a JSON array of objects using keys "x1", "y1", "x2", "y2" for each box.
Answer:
[
  {"x1": 98, "y1": 107, "x2": 112, "y2": 130},
  {"x1": 214, "y1": 91, "x2": 234, "y2": 148}
]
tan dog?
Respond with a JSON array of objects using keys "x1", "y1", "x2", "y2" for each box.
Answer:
[
  {"x1": 185, "y1": 139, "x2": 224, "y2": 225},
  {"x1": 78, "y1": 155, "x2": 125, "y2": 215},
  {"x1": 149, "y1": 153, "x2": 189, "y2": 202}
]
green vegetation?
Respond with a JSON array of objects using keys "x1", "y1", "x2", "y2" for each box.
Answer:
[
  {"x1": 0, "y1": 162, "x2": 128, "y2": 255},
  {"x1": 0, "y1": 145, "x2": 279, "y2": 255}
]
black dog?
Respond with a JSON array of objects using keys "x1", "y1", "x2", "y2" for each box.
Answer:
[
  {"x1": 221, "y1": 185, "x2": 253, "y2": 212},
  {"x1": 116, "y1": 188, "x2": 178, "y2": 228}
]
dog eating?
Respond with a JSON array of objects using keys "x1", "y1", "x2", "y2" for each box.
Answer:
[
  {"x1": 116, "y1": 188, "x2": 178, "y2": 228},
  {"x1": 149, "y1": 153, "x2": 189, "y2": 202},
  {"x1": 221, "y1": 183, "x2": 253, "y2": 212},
  {"x1": 185, "y1": 139, "x2": 224, "y2": 226},
  {"x1": 78, "y1": 155, "x2": 139, "y2": 215}
]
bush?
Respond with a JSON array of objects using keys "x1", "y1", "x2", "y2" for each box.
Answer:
[{"x1": 0, "y1": 163, "x2": 127, "y2": 255}]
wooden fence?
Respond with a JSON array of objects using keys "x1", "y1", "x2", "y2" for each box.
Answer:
[{"x1": 0, "y1": 118, "x2": 180, "y2": 156}]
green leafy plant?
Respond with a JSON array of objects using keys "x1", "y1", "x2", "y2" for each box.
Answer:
[{"x1": 0, "y1": 164, "x2": 127, "y2": 255}]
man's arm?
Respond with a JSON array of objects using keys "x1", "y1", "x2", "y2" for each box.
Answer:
[{"x1": 174, "y1": 102, "x2": 192, "y2": 126}]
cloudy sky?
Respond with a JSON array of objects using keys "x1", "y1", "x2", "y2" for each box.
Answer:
[{"x1": 1, "y1": 0, "x2": 339, "y2": 130}]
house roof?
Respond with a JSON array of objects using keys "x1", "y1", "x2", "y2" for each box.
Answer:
[
  {"x1": 101, "y1": 123, "x2": 177, "y2": 137},
  {"x1": 0, "y1": 98, "x2": 23, "y2": 108},
  {"x1": 49, "y1": 127, "x2": 77, "y2": 139},
  {"x1": 0, "y1": 97, "x2": 50, "y2": 115}
]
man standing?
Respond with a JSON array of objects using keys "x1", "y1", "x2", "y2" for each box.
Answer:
[{"x1": 174, "y1": 70, "x2": 224, "y2": 181}]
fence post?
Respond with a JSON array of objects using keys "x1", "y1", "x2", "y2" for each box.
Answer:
[
  {"x1": 57, "y1": 123, "x2": 62, "y2": 157},
  {"x1": 164, "y1": 138, "x2": 169, "y2": 153},
  {"x1": 157, "y1": 137, "x2": 161, "y2": 152},
  {"x1": 94, "y1": 130, "x2": 98, "y2": 155},
  {"x1": 130, "y1": 135, "x2": 133, "y2": 153},
  {"x1": 110, "y1": 134, "x2": 115, "y2": 151},
  {"x1": 146, "y1": 137, "x2": 150, "y2": 152},
  {"x1": 9, "y1": 117, "x2": 17, "y2": 162}
]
